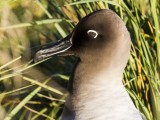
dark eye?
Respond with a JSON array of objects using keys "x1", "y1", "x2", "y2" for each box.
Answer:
[{"x1": 87, "y1": 30, "x2": 98, "y2": 39}]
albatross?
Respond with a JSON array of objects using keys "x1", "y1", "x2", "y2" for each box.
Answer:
[{"x1": 34, "y1": 9, "x2": 145, "y2": 120}]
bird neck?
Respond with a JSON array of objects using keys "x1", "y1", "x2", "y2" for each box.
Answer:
[{"x1": 68, "y1": 62, "x2": 142, "y2": 120}]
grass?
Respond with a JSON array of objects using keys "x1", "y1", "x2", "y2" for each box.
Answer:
[{"x1": 0, "y1": 0, "x2": 160, "y2": 120}]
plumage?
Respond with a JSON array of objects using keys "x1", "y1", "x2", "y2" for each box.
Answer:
[{"x1": 35, "y1": 9, "x2": 145, "y2": 120}]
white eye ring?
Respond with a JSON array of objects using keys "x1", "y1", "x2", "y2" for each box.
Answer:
[{"x1": 87, "y1": 30, "x2": 98, "y2": 39}]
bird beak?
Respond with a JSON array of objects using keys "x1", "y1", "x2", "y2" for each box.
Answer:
[{"x1": 34, "y1": 33, "x2": 73, "y2": 62}]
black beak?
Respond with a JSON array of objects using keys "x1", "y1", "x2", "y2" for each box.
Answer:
[{"x1": 34, "y1": 34, "x2": 73, "y2": 63}]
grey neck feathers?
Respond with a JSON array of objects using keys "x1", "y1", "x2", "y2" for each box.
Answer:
[{"x1": 65, "y1": 61, "x2": 143, "y2": 120}]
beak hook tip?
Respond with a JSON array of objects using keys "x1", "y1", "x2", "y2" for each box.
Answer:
[{"x1": 34, "y1": 51, "x2": 43, "y2": 63}]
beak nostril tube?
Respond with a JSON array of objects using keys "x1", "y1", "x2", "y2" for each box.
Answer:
[{"x1": 34, "y1": 9, "x2": 145, "y2": 120}]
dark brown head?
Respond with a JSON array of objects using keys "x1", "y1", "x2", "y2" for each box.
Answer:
[{"x1": 34, "y1": 9, "x2": 131, "y2": 73}]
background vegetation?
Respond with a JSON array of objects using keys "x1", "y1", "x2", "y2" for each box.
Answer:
[{"x1": 0, "y1": 0, "x2": 160, "y2": 120}]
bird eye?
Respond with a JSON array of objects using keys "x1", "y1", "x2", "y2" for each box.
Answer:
[{"x1": 87, "y1": 30, "x2": 98, "y2": 39}]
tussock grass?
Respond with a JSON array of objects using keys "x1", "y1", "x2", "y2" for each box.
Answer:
[{"x1": 0, "y1": 0, "x2": 159, "y2": 120}]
